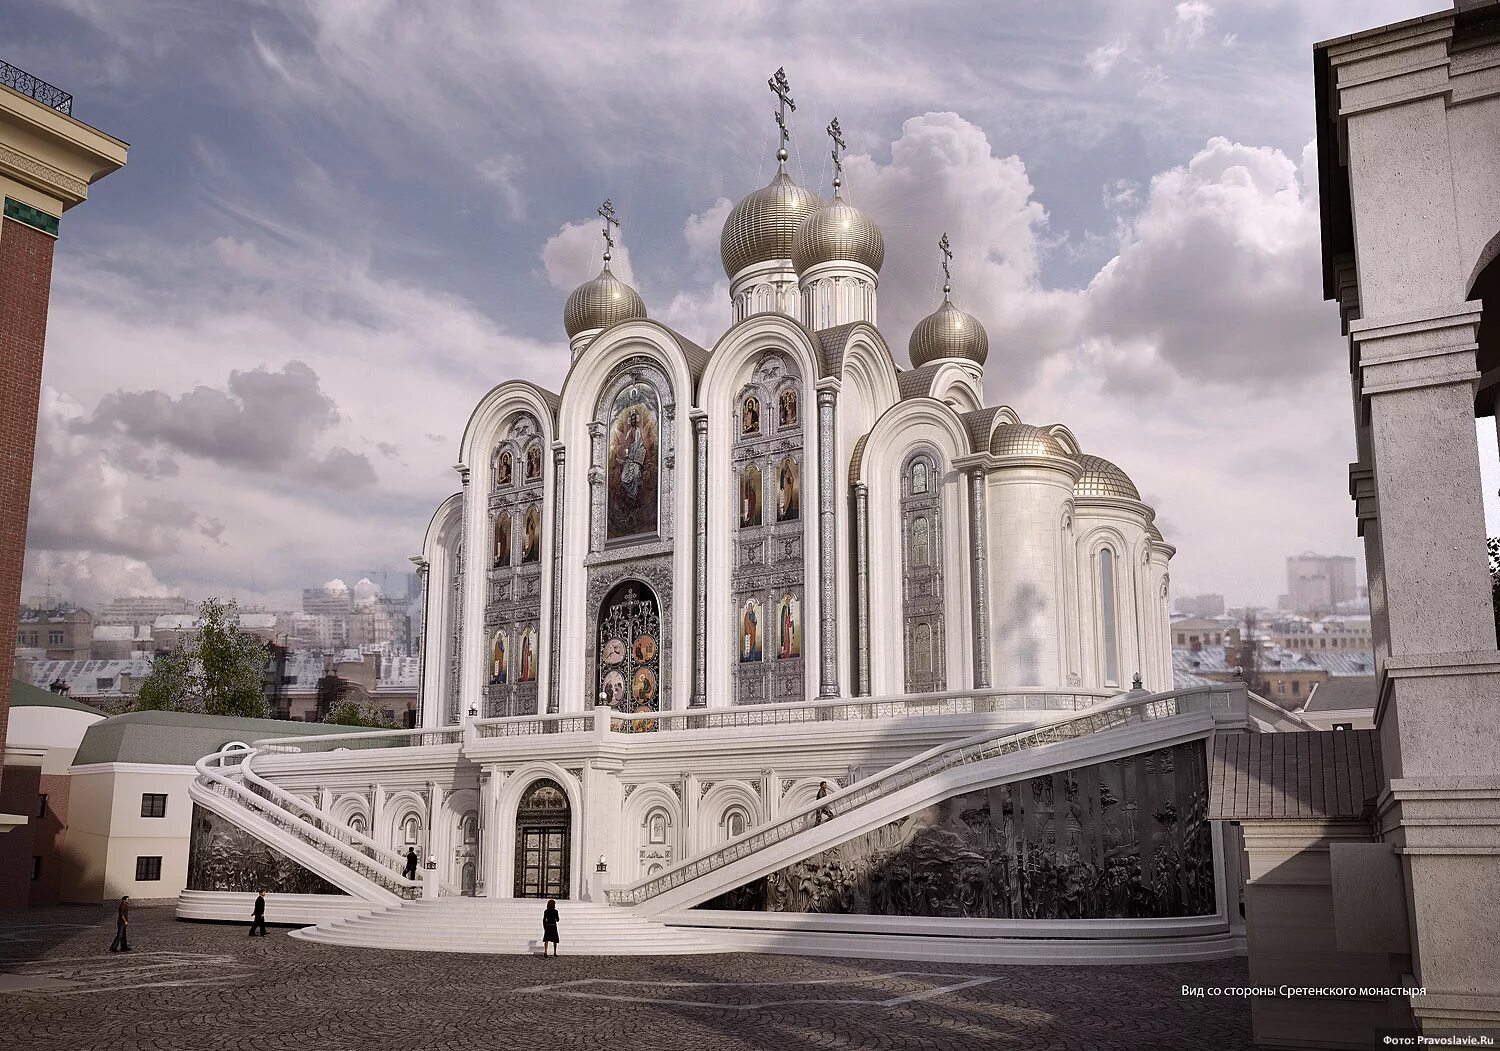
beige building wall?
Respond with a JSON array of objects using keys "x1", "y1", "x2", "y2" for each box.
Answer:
[{"x1": 63, "y1": 764, "x2": 197, "y2": 901}]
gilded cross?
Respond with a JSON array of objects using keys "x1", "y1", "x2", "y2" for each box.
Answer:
[
  {"x1": 939, "y1": 232, "x2": 953, "y2": 294},
  {"x1": 598, "y1": 199, "x2": 619, "y2": 263},
  {"x1": 768, "y1": 67, "x2": 796, "y2": 152},
  {"x1": 827, "y1": 117, "x2": 845, "y2": 189}
]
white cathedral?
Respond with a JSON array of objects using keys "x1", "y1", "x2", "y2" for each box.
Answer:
[{"x1": 183, "y1": 75, "x2": 1289, "y2": 959}]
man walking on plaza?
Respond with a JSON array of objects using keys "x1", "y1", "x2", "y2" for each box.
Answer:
[
  {"x1": 248, "y1": 889, "x2": 268, "y2": 937},
  {"x1": 108, "y1": 895, "x2": 130, "y2": 952}
]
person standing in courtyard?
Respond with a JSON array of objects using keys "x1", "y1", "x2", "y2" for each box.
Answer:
[
  {"x1": 542, "y1": 898, "x2": 560, "y2": 957},
  {"x1": 108, "y1": 895, "x2": 130, "y2": 952},
  {"x1": 403, "y1": 847, "x2": 419, "y2": 880},
  {"x1": 248, "y1": 889, "x2": 268, "y2": 937}
]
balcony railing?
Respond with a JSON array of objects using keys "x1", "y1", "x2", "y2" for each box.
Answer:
[
  {"x1": 1, "y1": 60, "x2": 72, "y2": 115},
  {"x1": 253, "y1": 726, "x2": 464, "y2": 755}
]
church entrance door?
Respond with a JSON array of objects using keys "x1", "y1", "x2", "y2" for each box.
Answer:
[{"x1": 513, "y1": 778, "x2": 570, "y2": 899}]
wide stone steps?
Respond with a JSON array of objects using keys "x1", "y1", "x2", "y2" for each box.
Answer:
[{"x1": 288, "y1": 899, "x2": 733, "y2": 955}]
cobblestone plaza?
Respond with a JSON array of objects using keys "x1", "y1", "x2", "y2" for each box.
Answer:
[{"x1": 0, "y1": 903, "x2": 1254, "y2": 1050}]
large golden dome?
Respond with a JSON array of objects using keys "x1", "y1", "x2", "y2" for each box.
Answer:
[
  {"x1": 1074, "y1": 454, "x2": 1141, "y2": 500},
  {"x1": 563, "y1": 264, "x2": 647, "y2": 338},
  {"x1": 791, "y1": 193, "x2": 884, "y2": 274},
  {"x1": 908, "y1": 298, "x2": 989, "y2": 367},
  {"x1": 721, "y1": 170, "x2": 825, "y2": 279}
]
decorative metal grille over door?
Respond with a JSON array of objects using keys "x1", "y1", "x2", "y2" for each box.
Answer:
[
  {"x1": 595, "y1": 581, "x2": 662, "y2": 725},
  {"x1": 513, "y1": 779, "x2": 570, "y2": 899}
]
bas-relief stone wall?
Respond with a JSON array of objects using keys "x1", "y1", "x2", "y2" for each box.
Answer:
[
  {"x1": 186, "y1": 804, "x2": 342, "y2": 895},
  {"x1": 700, "y1": 741, "x2": 1214, "y2": 920}
]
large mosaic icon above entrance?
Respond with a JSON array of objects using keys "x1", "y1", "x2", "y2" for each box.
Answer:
[{"x1": 606, "y1": 381, "x2": 660, "y2": 540}]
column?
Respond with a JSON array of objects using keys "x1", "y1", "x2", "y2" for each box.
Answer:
[
  {"x1": 371, "y1": 784, "x2": 387, "y2": 850},
  {"x1": 453, "y1": 465, "x2": 471, "y2": 722},
  {"x1": 548, "y1": 443, "x2": 566, "y2": 713},
  {"x1": 816, "y1": 388, "x2": 840, "y2": 698},
  {"x1": 967, "y1": 469, "x2": 992, "y2": 688},
  {"x1": 692, "y1": 414, "x2": 708, "y2": 706},
  {"x1": 853, "y1": 481, "x2": 871, "y2": 696},
  {"x1": 479, "y1": 766, "x2": 500, "y2": 897},
  {"x1": 426, "y1": 780, "x2": 443, "y2": 867}
]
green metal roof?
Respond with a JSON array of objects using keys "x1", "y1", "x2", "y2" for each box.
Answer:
[
  {"x1": 72, "y1": 709, "x2": 381, "y2": 767},
  {"x1": 10, "y1": 678, "x2": 107, "y2": 717}
]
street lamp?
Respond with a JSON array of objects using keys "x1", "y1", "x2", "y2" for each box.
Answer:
[
  {"x1": 596, "y1": 854, "x2": 608, "y2": 873},
  {"x1": 468, "y1": 705, "x2": 478, "y2": 718}
]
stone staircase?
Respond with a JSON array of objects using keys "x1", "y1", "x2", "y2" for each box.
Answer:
[{"x1": 289, "y1": 898, "x2": 732, "y2": 955}]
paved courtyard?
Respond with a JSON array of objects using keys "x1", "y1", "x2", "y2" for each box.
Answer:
[{"x1": 0, "y1": 902, "x2": 1254, "y2": 1050}]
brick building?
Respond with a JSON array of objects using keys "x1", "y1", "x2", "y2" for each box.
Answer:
[{"x1": 0, "y1": 66, "x2": 126, "y2": 861}]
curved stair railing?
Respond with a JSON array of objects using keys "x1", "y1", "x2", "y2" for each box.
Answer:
[
  {"x1": 193, "y1": 749, "x2": 423, "y2": 902},
  {"x1": 238, "y1": 752, "x2": 463, "y2": 897},
  {"x1": 606, "y1": 686, "x2": 1237, "y2": 908}
]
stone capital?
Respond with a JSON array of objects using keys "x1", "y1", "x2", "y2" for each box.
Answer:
[{"x1": 1350, "y1": 304, "x2": 1482, "y2": 402}]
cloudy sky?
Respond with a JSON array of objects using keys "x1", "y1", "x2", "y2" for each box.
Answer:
[{"x1": 13, "y1": 0, "x2": 1493, "y2": 611}]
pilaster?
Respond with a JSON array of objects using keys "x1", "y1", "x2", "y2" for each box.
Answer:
[
  {"x1": 815, "y1": 387, "x2": 839, "y2": 697},
  {"x1": 692, "y1": 413, "x2": 708, "y2": 706},
  {"x1": 852, "y1": 481, "x2": 871, "y2": 696},
  {"x1": 966, "y1": 468, "x2": 992, "y2": 689},
  {"x1": 548, "y1": 442, "x2": 566, "y2": 714}
]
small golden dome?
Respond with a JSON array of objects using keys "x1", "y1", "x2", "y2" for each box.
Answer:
[
  {"x1": 791, "y1": 194, "x2": 884, "y2": 274},
  {"x1": 563, "y1": 264, "x2": 647, "y2": 338},
  {"x1": 989, "y1": 422, "x2": 1070, "y2": 460},
  {"x1": 721, "y1": 171, "x2": 825, "y2": 279},
  {"x1": 1074, "y1": 454, "x2": 1141, "y2": 500},
  {"x1": 909, "y1": 299, "x2": 989, "y2": 367}
]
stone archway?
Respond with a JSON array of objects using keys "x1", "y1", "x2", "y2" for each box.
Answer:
[{"x1": 513, "y1": 778, "x2": 571, "y2": 899}]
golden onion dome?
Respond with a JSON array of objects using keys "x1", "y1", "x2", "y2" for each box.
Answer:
[
  {"x1": 989, "y1": 422, "x2": 1070, "y2": 460},
  {"x1": 909, "y1": 298, "x2": 989, "y2": 367},
  {"x1": 791, "y1": 192, "x2": 884, "y2": 274},
  {"x1": 721, "y1": 170, "x2": 825, "y2": 279},
  {"x1": 563, "y1": 263, "x2": 647, "y2": 338},
  {"x1": 1074, "y1": 453, "x2": 1141, "y2": 500}
]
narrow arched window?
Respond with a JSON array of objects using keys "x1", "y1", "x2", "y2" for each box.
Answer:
[
  {"x1": 911, "y1": 517, "x2": 931, "y2": 568},
  {"x1": 1099, "y1": 548, "x2": 1120, "y2": 685},
  {"x1": 402, "y1": 814, "x2": 420, "y2": 846}
]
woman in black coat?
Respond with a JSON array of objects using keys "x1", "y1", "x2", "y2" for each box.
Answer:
[{"x1": 542, "y1": 899, "x2": 560, "y2": 957}]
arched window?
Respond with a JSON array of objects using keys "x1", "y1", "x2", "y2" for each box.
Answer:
[
  {"x1": 911, "y1": 459, "x2": 928, "y2": 494},
  {"x1": 349, "y1": 813, "x2": 367, "y2": 836},
  {"x1": 646, "y1": 808, "x2": 668, "y2": 845},
  {"x1": 402, "y1": 814, "x2": 420, "y2": 846},
  {"x1": 460, "y1": 812, "x2": 478, "y2": 845},
  {"x1": 722, "y1": 805, "x2": 749, "y2": 841},
  {"x1": 1099, "y1": 547, "x2": 1120, "y2": 685},
  {"x1": 595, "y1": 580, "x2": 661, "y2": 720}
]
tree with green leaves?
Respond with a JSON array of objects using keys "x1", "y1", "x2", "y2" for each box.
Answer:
[
  {"x1": 324, "y1": 699, "x2": 396, "y2": 728},
  {"x1": 132, "y1": 598, "x2": 269, "y2": 719}
]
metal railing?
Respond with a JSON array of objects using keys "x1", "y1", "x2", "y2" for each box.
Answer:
[
  {"x1": 238, "y1": 753, "x2": 462, "y2": 897},
  {"x1": 253, "y1": 726, "x2": 464, "y2": 755},
  {"x1": 605, "y1": 686, "x2": 1232, "y2": 907},
  {"x1": 194, "y1": 751, "x2": 422, "y2": 900},
  {"x1": 1, "y1": 60, "x2": 72, "y2": 115},
  {"x1": 467, "y1": 686, "x2": 1119, "y2": 741},
  {"x1": 472, "y1": 711, "x2": 598, "y2": 739}
]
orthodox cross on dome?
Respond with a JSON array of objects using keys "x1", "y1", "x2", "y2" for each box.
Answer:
[
  {"x1": 768, "y1": 67, "x2": 796, "y2": 167},
  {"x1": 827, "y1": 117, "x2": 845, "y2": 194},
  {"x1": 598, "y1": 198, "x2": 620, "y2": 266},
  {"x1": 939, "y1": 231, "x2": 953, "y2": 298}
]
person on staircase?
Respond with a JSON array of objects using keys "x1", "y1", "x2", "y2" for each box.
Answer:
[
  {"x1": 815, "y1": 781, "x2": 834, "y2": 825},
  {"x1": 248, "y1": 889, "x2": 268, "y2": 937},
  {"x1": 403, "y1": 848, "x2": 419, "y2": 881},
  {"x1": 108, "y1": 895, "x2": 130, "y2": 952},
  {"x1": 542, "y1": 899, "x2": 560, "y2": 957}
]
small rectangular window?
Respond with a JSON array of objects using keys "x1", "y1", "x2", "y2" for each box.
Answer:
[
  {"x1": 37, "y1": 794, "x2": 48, "y2": 818},
  {"x1": 140, "y1": 793, "x2": 167, "y2": 818},
  {"x1": 31, "y1": 857, "x2": 42, "y2": 880},
  {"x1": 135, "y1": 856, "x2": 163, "y2": 881},
  {"x1": 49, "y1": 631, "x2": 63, "y2": 645}
]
